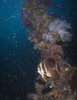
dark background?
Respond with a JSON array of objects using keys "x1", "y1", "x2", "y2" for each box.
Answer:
[{"x1": 0, "y1": 0, "x2": 77, "y2": 100}]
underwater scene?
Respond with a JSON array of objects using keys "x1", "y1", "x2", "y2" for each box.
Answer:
[{"x1": 0, "y1": 0, "x2": 77, "y2": 100}]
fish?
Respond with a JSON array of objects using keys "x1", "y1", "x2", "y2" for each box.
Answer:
[{"x1": 37, "y1": 57, "x2": 60, "y2": 82}]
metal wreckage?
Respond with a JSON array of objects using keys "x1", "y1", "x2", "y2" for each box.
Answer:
[{"x1": 21, "y1": 0, "x2": 77, "y2": 100}]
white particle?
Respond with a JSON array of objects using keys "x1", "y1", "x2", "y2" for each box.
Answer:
[{"x1": 13, "y1": 35, "x2": 15, "y2": 38}]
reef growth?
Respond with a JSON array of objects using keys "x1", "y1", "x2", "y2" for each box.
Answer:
[{"x1": 21, "y1": 0, "x2": 77, "y2": 100}]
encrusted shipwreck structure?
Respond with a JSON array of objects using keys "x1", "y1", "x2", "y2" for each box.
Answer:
[{"x1": 21, "y1": 0, "x2": 77, "y2": 100}]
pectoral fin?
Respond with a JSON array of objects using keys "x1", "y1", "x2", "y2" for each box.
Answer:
[{"x1": 42, "y1": 75, "x2": 47, "y2": 82}]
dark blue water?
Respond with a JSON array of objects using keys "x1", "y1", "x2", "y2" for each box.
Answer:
[{"x1": 0, "y1": 0, "x2": 77, "y2": 100}]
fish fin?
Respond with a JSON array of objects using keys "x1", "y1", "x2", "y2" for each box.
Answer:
[{"x1": 42, "y1": 75, "x2": 47, "y2": 82}]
